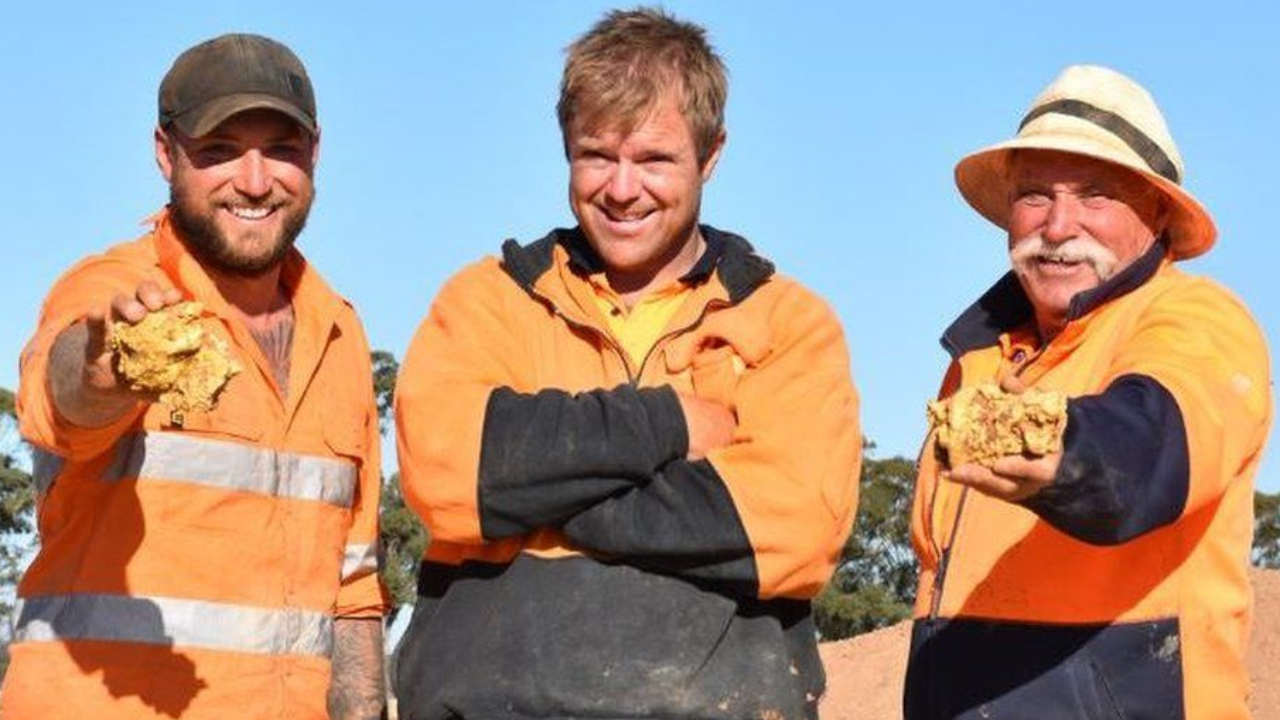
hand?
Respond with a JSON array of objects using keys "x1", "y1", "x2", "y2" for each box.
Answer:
[
  {"x1": 677, "y1": 393, "x2": 736, "y2": 460},
  {"x1": 50, "y1": 280, "x2": 184, "y2": 427},
  {"x1": 944, "y1": 453, "x2": 1061, "y2": 503},
  {"x1": 81, "y1": 281, "x2": 185, "y2": 395}
]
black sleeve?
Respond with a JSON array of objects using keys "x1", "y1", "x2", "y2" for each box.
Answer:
[
  {"x1": 560, "y1": 459, "x2": 759, "y2": 595},
  {"x1": 477, "y1": 384, "x2": 688, "y2": 540},
  {"x1": 1021, "y1": 374, "x2": 1190, "y2": 545}
]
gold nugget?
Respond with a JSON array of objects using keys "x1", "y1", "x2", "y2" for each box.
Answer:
[
  {"x1": 111, "y1": 301, "x2": 240, "y2": 414},
  {"x1": 927, "y1": 383, "x2": 1067, "y2": 468}
]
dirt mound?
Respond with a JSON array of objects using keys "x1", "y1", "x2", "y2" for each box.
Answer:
[{"x1": 819, "y1": 568, "x2": 1280, "y2": 720}]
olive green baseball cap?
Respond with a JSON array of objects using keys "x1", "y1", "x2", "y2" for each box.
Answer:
[{"x1": 158, "y1": 33, "x2": 317, "y2": 138}]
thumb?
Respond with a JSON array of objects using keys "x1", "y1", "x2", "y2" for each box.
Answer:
[
  {"x1": 999, "y1": 370, "x2": 1026, "y2": 395},
  {"x1": 84, "y1": 307, "x2": 111, "y2": 362}
]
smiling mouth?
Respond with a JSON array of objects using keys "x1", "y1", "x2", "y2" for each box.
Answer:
[
  {"x1": 600, "y1": 207, "x2": 655, "y2": 225},
  {"x1": 1033, "y1": 253, "x2": 1088, "y2": 270},
  {"x1": 225, "y1": 205, "x2": 279, "y2": 221}
]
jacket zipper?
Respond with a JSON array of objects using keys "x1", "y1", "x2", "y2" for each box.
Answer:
[
  {"x1": 545, "y1": 303, "x2": 638, "y2": 381},
  {"x1": 634, "y1": 299, "x2": 729, "y2": 382},
  {"x1": 929, "y1": 486, "x2": 969, "y2": 619},
  {"x1": 928, "y1": 344, "x2": 1048, "y2": 619}
]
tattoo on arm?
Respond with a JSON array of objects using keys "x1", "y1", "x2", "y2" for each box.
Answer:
[
  {"x1": 49, "y1": 322, "x2": 137, "y2": 428},
  {"x1": 328, "y1": 617, "x2": 386, "y2": 720}
]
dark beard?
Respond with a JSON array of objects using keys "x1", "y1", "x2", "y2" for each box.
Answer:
[{"x1": 168, "y1": 188, "x2": 311, "y2": 278}]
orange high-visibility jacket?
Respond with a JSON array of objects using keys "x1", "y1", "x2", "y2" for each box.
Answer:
[
  {"x1": 907, "y1": 245, "x2": 1272, "y2": 720},
  {"x1": 3, "y1": 210, "x2": 388, "y2": 720},
  {"x1": 394, "y1": 227, "x2": 861, "y2": 720}
]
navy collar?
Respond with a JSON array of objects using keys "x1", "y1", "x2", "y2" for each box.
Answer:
[
  {"x1": 500, "y1": 224, "x2": 774, "y2": 305},
  {"x1": 940, "y1": 238, "x2": 1169, "y2": 358},
  {"x1": 559, "y1": 226, "x2": 727, "y2": 284}
]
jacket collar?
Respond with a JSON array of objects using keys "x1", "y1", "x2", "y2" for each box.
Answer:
[
  {"x1": 940, "y1": 237, "x2": 1169, "y2": 358},
  {"x1": 501, "y1": 224, "x2": 775, "y2": 305}
]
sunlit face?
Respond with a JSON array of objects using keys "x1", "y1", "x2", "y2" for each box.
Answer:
[
  {"x1": 567, "y1": 94, "x2": 723, "y2": 294},
  {"x1": 1006, "y1": 150, "x2": 1167, "y2": 336},
  {"x1": 156, "y1": 109, "x2": 318, "y2": 277}
]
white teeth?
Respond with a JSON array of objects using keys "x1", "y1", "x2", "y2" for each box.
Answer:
[
  {"x1": 602, "y1": 208, "x2": 651, "y2": 223},
  {"x1": 1038, "y1": 254, "x2": 1079, "y2": 265},
  {"x1": 229, "y1": 206, "x2": 272, "y2": 220}
]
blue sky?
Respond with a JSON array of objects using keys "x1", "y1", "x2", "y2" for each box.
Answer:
[{"x1": 3, "y1": 1, "x2": 1278, "y2": 491}]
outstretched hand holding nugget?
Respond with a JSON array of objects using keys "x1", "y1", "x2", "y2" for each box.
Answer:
[{"x1": 934, "y1": 373, "x2": 1065, "y2": 502}]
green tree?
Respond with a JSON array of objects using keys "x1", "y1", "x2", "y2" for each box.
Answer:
[
  {"x1": 0, "y1": 387, "x2": 35, "y2": 678},
  {"x1": 369, "y1": 353, "x2": 430, "y2": 622},
  {"x1": 371, "y1": 351, "x2": 399, "y2": 435},
  {"x1": 813, "y1": 444, "x2": 918, "y2": 640},
  {"x1": 1256, "y1": 490, "x2": 1280, "y2": 569}
]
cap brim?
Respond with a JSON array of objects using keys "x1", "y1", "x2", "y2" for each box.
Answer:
[
  {"x1": 955, "y1": 136, "x2": 1216, "y2": 260},
  {"x1": 170, "y1": 93, "x2": 317, "y2": 139}
]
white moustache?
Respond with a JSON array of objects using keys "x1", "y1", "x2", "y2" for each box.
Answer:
[{"x1": 1010, "y1": 235, "x2": 1120, "y2": 281}]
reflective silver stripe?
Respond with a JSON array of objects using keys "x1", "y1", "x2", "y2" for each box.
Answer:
[
  {"x1": 104, "y1": 433, "x2": 356, "y2": 508},
  {"x1": 14, "y1": 594, "x2": 333, "y2": 657},
  {"x1": 341, "y1": 542, "x2": 379, "y2": 582},
  {"x1": 32, "y1": 447, "x2": 64, "y2": 495}
]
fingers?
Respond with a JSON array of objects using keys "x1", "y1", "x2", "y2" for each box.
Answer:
[
  {"x1": 945, "y1": 464, "x2": 1026, "y2": 500},
  {"x1": 990, "y1": 454, "x2": 1058, "y2": 483},
  {"x1": 678, "y1": 393, "x2": 737, "y2": 459},
  {"x1": 111, "y1": 292, "x2": 150, "y2": 324},
  {"x1": 945, "y1": 453, "x2": 1060, "y2": 502},
  {"x1": 110, "y1": 282, "x2": 183, "y2": 325},
  {"x1": 998, "y1": 370, "x2": 1026, "y2": 394}
]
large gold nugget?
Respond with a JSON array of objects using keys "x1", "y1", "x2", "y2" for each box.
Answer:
[
  {"x1": 927, "y1": 383, "x2": 1068, "y2": 468},
  {"x1": 110, "y1": 301, "x2": 241, "y2": 414}
]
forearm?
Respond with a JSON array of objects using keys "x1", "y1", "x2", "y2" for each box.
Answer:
[
  {"x1": 477, "y1": 384, "x2": 688, "y2": 538},
  {"x1": 328, "y1": 617, "x2": 385, "y2": 720},
  {"x1": 48, "y1": 322, "x2": 139, "y2": 428},
  {"x1": 561, "y1": 459, "x2": 758, "y2": 593},
  {"x1": 1023, "y1": 374, "x2": 1189, "y2": 545}
]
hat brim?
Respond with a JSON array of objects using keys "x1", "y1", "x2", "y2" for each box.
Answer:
[
  {"x1": 170, "y1": 93, "x2": 318, "y2": 139},
  {"x1": 955, "y1": 134, "x2": 1216, "y2": 260}
]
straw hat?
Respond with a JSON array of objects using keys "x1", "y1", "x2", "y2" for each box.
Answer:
[{"x1": 955, "y1": 64, "x2": 1216, "y2": 260}]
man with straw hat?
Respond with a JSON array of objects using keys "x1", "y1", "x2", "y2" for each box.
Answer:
[{"x1": 904, "y1": 65, "x2": 1271, "y2": 719}]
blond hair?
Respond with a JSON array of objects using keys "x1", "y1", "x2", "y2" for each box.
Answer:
[{"x1": 557, "y1": 7, "x2": 727, "y2": 165}]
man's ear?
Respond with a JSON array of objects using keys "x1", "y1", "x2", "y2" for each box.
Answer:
[
  {"x1": 700, "y1": 129, "x2": 727, "y2": 182},
  {"x1": 155, "y1": 126, "x2": 175, "y2": 182},
  {"x1": 310, "y1": 126, "x2": 321, "y2": 170},
  {"x1": 1149, "y1": 193, "x2": 1172, "y2": 238}
]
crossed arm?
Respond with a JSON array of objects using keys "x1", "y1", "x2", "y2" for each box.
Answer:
[{"x1": 396, "y1": 270, "x2": 861, "y2": 600}]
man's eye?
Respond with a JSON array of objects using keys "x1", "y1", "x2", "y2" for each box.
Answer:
[
  {"x1": 1015, "y1": 192, "x2": 1050, "y2": 206},
  {"x1": 266, "y1": 144, "x2": 304, "y2": 160},
  {"x1": 575, "y1": 150, "x2": 610, "y2": 164},
  {"x1": 198, "y1": 145, "x2": 238, "y2": 162},
  {"x1": 1080, "y1": 192, "x2": 1111, "y2": 209}
]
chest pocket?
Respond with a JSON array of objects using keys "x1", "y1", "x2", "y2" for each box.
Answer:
[
  {"x1": 663, "y1": 326, "x2": 768, "y2": 411},
  {"x1": 323, "y1": 397, "x2": 369, "y2": 463}
]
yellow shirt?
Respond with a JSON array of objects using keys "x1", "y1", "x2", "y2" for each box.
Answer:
[{"x1": 590, "y1": 276, "x2": 693, "y2": 372}]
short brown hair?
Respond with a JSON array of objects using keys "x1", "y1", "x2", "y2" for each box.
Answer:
[{"x1": 557, "y1": 7, "x2": 728, "y2": 166}]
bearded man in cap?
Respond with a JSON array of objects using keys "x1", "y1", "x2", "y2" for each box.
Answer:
[
  {"x1": 905, "y1": 65, "x2": 1271, "y2": 720},
  {"x1": 393, "y1": 7, "x2": 860, "y2": 720},
  {"x1": 2, "y1": 34, "x2": 387, "y2": 720}
]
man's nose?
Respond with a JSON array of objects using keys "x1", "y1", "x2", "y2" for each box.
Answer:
[
  {"x1": 232, "y1": 150, "x2": 272, "y2": 198},
  {"x1": 604, "y1": 161, "x2": 641, "y2": 205},
  {"x1": 1042, "y1": 193, "x2": 1081, "y2": 243}
]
